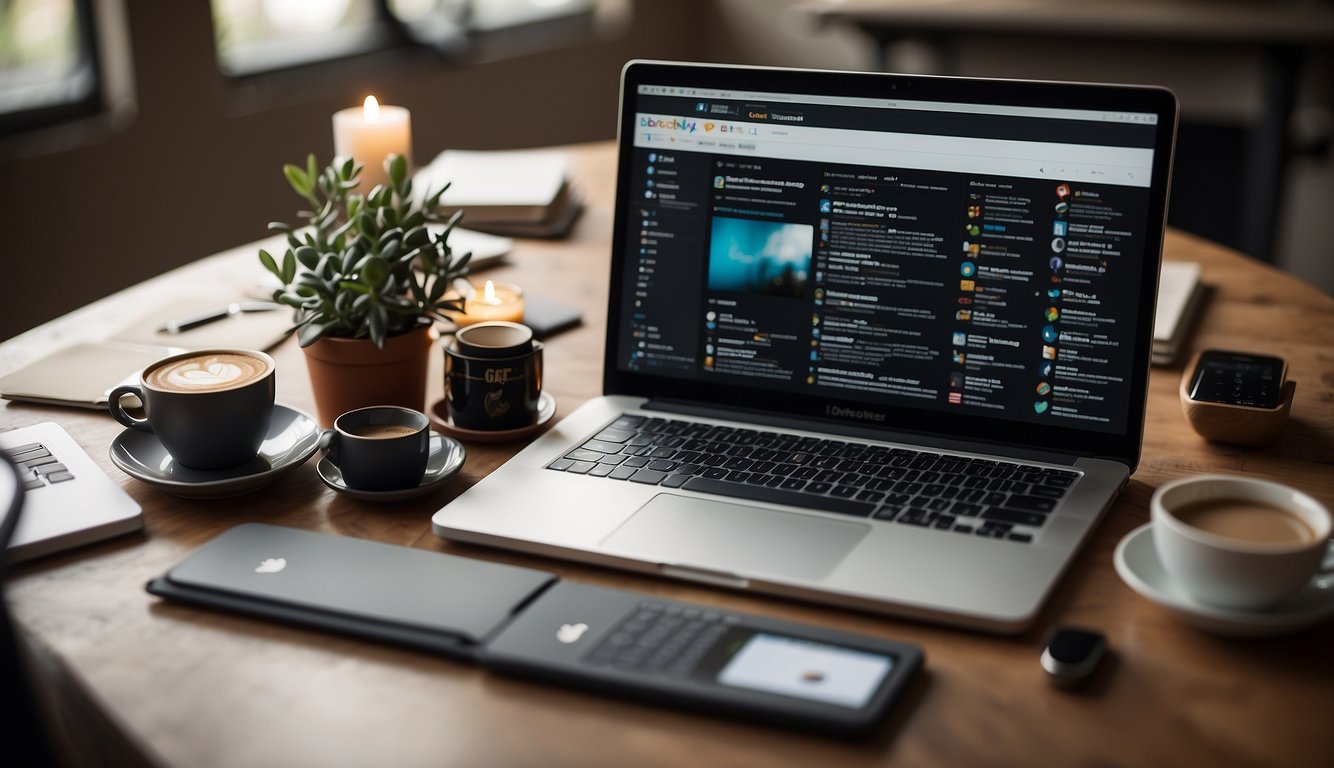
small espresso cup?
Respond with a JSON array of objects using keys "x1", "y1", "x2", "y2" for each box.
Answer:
[
  {"x1": 445, "y1": 322, "x2": 543, "y2": 431},
  {"x1": 320, "y1": 406, "x2": 430, "y2": 491},
  {"x1": 109, "y1": 349, "x2": 276, "y2": 470},
  {"x1": 1152, "y1": 475, "x2": 1334, "y2": 610}
]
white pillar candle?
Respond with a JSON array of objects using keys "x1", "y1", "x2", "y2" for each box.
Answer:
[{"x1": 332, "y1": 95, "x2": 413, "y2": 194}]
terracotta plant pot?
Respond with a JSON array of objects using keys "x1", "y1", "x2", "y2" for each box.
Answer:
[{"x1": 302, "y1": 321, "x2": 434, "y2": 426}]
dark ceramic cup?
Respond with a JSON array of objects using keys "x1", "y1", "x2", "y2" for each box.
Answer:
[
  {"x1": 445, "y1": 323, "x2": 542, "y2": 431},
  {"x1": 319, "y1": 406, "x2": 430, "y2": 491},
  {"x1": 108, "y1": 349, "x2": 276, "y2": 469}
]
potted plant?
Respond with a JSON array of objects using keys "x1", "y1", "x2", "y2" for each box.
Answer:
[{"x1": 259, "y1": 153, "x2": 471, "y2": 425}]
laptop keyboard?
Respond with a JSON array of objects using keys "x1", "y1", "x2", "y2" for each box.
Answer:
[
  {"x1": 7, "y1": 441, "x2": 77, "y2": 491},
  {"x1": 546, "y1": 415, "x2": 1080, "y2": 544}
]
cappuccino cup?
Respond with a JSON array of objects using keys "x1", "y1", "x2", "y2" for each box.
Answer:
[
  {"x1": 109, "y1": 349, "x2": 276, "y2": 470},
  {"x1": 445, "y1": 322, "x2": 543, "y2": 431},
  {"x1": 320, "y1": 406, "x2": 430, "y2": 491},
  {"x1": 1152, "y1": 475, "x2": 1334, "y2": 610}
]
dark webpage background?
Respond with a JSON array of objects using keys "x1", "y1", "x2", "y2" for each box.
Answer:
[{"x1": 616, "y1": 100, "x2": 1156, "y2": 437}]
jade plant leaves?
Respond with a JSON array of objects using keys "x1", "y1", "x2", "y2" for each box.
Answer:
[{"x1": 261, "y1": 152, "x2": 471, "y2": 348}]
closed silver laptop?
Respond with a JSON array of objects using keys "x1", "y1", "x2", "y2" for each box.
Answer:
[{"x1": 434, "y1": 61, "x2": 1178, "y2": 633}]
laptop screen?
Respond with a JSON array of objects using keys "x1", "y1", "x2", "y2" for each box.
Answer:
[{"x1": 605, "y1": 61, "x2": 1178, "y2": 466}]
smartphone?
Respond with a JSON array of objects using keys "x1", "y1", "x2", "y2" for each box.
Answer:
[
  {"x1": 524, "y1": 295, "x2": 583, "y2": 339},
  {"x1": 1186, "y1": 350, "x2": 1286, "y2": 409}
]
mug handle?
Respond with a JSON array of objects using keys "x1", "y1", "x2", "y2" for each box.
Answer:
[
  {"x1": 319, "y1": 429, "x2": 340, "y2": 465},
  {"x1": 108, "y1": 385, "x2": 153, "y2": 433}
]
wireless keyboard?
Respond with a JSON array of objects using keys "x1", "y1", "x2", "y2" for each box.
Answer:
[{"x1": 0, "y1": 422, "x2": 143, "y2": 562}]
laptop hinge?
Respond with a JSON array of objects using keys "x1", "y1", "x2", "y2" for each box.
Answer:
[{"x1": 642, "y1": 398, "x2": 1095, "y2": 467}]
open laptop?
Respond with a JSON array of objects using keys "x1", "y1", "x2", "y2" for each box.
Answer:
[{"x1": 433, "y1": 60, "x2": 1178, "y2": 633}]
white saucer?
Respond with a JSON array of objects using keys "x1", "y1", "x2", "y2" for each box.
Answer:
[
  {"x1": 1114, "y1": 523, "x2": 1334, "y2": 637},
  {"x1": 109, "y1": 404, "x2": 320, "y2": 499},
  {"x1": 317, "y1": 433, "x2": 466, "y2": 501}
]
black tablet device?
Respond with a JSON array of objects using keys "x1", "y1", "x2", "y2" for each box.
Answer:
[{"x1": 148, "y1": 524, "x2": 922, "y2": 737}]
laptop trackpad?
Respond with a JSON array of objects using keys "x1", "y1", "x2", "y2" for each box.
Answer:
[{"x1": 600, "y1": 494, "x2": 869, "y2": 582}]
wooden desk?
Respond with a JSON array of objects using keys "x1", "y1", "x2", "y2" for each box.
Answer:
[{"x1": 3, "y1": 142, "x2": 1332, "y2": 767}]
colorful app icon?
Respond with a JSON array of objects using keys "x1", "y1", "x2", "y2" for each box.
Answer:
[
  {"x1": 1036, "y1": 381, "x2": 1052, "y2": 396},
  {"x1": 1051, "y1": 237, "x2": 1066, "y2": 253},
  {"x1": 956, "y1": 309, "x2": 972, "y2": 321},
  {"x1": 952, "y1": 331, "x2": 967, "y2": 346},
  {"x1": 1042, "y1": 345, "x2": 1058, "y2": 360},
  {"x1": 967, "y1": 205, "x2": 981, "y2": 218},
  {"x1": 1056, "y1": 183, "x2": 1071, "y2": 200},
  {"x1": 819, "y1": 199, "x2": 832, "y2": 212},
  {"x1": 965, "y1": 243, "x2": 980, "y2": 256},
  {"x1": 1048, "y1": 288, "x2": 1062, "y2": 299},
  {"x1": 960, "y1": 279, "x2": 976, "y2": 292},
  {"x1": 1034, "y1": 400, "x2": 1050, "y2": 414},
  {"x1": 1042, "y1": 325, "x2": 1059, "y2": 343},
  {"x1": 960, "y1": 261, "x2": 976, "y2": 278},
  {"x1": 820, "y1": 184, "x2": 830, "y2": 193},
  {"x1": 1055, "y1": 201, "x2": 1069, "y2": 215},
  {"x1": 713, "y1": 176, "x2": 725, "y2": 188},
  {"x1": 1038, "y1": 361, "x2": 1054, "y2": 378},
  {"x1": 1045, "y1": 306, "x2": 1060, "y2": 322},
  {"x1": 1052, "y1": 220, "x2": 1068, "y2": 237},
  {"x1": 948, "y1": 391, "x2": 963, "y2": 404},
  {"x1": 953, "y1": 350, "x2": 966, "y2": 365},
  {"x1": 966, "y1": 224, "x2": 980, "y2": 236},
  {"x1": 958, "y1": 296, "x2": 973, "y2": 305},
  {"x1": 1050, "y1": 256, "x2": 1064, "y2": 272}
]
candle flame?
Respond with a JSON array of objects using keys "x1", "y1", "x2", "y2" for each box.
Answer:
[
  {"x1": 483, "y1": 280, "x2": 498, "y2": 303},
  {"x1": 363, "y1": 95, "x2": 380, "y2": 123}
]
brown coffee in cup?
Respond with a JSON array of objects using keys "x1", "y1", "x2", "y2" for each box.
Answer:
[
  {"x1": 145, "y1": 352, "x2": 272, "y2": 393},
  {"x1": 1173, "y1": 499, "x2": 1318, "y2": 546},
  {"x1": 349, "y1": 424, "x2": 420, "y2": 439}
]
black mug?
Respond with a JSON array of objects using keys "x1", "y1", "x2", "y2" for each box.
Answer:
[
  {"x1": 108, "y1": 349, "x2": 276, "y2": 469},
  {"x1": 445, "y1": 323, "x2": 543, "y2": 431},
  {"x1": 320, "y1": 406, "x2": 430, "y2": 491}
]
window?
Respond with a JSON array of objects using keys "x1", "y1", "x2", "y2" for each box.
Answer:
[
  {"x1": 209, "y1": 0, "x2": 599, "y2": 76},
  {"x1": 0, "y1": 0, "x2": 101, "y2": 134}
]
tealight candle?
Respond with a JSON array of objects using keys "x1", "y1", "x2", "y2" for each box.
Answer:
[
  {"x1": 332, "y1": 95, "x2": 412, "y2": 193},
  {"x1": 452, "y1": 280, "x2": 525, "y2": 326}
]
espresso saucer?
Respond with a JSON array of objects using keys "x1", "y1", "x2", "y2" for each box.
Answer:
[
  {"x1": 317, "y1": 433, "x2": 465, "y2": 502},
  {"x1": 428, "y1": 391, "x2": 556, "y2": 443},
  {"x1": 1114, "y1": 523, "x2": 1334, "y2": 638},
  {"x1": 109, "y1": 404, "x2": 320, "y2": 499}
]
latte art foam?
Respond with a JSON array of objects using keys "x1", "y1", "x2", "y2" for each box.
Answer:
[{"x1": 146, "y1": 353, "x2": 270, "y2": 393}]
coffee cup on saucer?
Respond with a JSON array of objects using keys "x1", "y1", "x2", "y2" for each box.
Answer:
[
  {"x1": 1151, "y1": 475, "x2": 1334, "y2": 611},
  {"x1": 444, "y1": 322, "x2": 543, "y2": 431},
  {"x1": 319, "y1": 406, "x2": 430, "y2": 491},
  {"x1": 109, "y1": 349, "x2": 276, "y2": 470}
]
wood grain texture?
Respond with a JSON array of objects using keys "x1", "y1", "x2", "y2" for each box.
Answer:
[{"x1": 2, "y1": 143, "x2": 1331, "y2": 768}]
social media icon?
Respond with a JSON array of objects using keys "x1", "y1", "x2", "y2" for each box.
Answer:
[
  {"x1": 1034, "y1": 400, "x2": 1050, "y2": 414},
  {"x1": 1042, "y1": 325, "x2": 1059, "y2": 343}
]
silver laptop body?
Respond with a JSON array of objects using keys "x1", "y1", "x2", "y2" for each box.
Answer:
[{"x1": 434, "y1": 61, "x2": 1178, "y2": 633}]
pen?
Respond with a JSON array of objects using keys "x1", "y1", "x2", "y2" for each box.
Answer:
[{"x1": 158, "y1": 301, "x2": 279, "y2": 334}]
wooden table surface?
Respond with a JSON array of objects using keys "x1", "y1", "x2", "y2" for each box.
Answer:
[{"x1": 2, "y1": 141, "x2": 1332, "y2": 768}]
